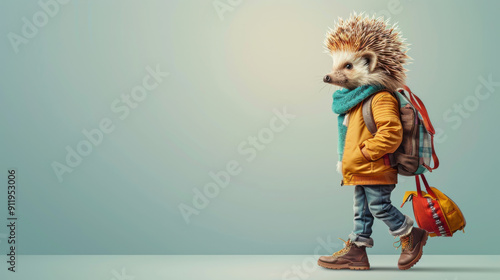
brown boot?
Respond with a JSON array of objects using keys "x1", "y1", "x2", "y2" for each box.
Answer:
[
  {"x1": 396, "y1": 227, "x2": 428, "y2": 270},
  {"x1": 317, "y1": 239, "x2": 370, "y2": 270}
]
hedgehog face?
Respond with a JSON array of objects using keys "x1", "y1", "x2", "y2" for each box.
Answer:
[
  {"x1": 323, "y1": 13, "x2": 410, "y2": 92},
  {"x1": 323, "y1": 51, "x2": 379, "y2": 89}
]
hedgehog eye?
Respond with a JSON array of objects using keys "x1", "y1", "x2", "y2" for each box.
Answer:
[{"x1": 345, "y1": 63, "x2": 353, "y2": 70}]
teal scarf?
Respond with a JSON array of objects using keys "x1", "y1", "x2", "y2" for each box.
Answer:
[{"x1": 332, "y1": 85, "x2": 384, "y2": 161}]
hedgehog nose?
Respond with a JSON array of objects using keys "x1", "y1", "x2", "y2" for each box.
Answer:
[{"x1": 323, "y1": 75, "x2": 332, "y2": 83}]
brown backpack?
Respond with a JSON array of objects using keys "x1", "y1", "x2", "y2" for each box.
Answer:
[{"x1": 362, "y1": 86, "x2": 439, "y2": 176}]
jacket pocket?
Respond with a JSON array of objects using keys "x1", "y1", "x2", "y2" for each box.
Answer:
[
  {"x1": 359, "y1": 146, "x2": 371, "y2": 162},
  {"x1": 347, "y1": 146, "x2": 373, "y2": 174}
]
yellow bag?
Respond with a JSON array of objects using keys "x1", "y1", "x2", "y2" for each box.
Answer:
[{"x1": 401, "y1": 175, "x2": 466, "y2": 237}]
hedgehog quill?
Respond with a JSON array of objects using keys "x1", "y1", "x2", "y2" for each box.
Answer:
[{"x1": 318, "y1": 13, "x2": 429, "y2": 271}]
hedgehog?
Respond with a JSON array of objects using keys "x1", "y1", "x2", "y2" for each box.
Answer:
[{"x1": 323, "y1": 13, "x2": 410, "y2": 93}]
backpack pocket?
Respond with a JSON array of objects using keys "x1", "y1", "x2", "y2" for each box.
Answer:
[
  {"x1": 394, "y1": 152, "x2": 419, "y2": 175},
  {"x1": 400, "y1": 104, "x2": 419, "y2": 156},
  {"x1": 395, "y1": 104, "x2": 420, "y2": 175}
]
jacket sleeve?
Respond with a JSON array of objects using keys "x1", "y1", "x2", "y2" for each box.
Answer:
[{"x1": 360, "y1": 92, "x2": 403, "y2": 161}]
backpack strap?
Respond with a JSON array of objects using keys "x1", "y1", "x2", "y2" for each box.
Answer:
[
  {"x1": 362, "y1": 91, "x2": 401, "y2": 136},
  {"x1": 362, "y1": 94, "x2": 377, "y2": 136}
]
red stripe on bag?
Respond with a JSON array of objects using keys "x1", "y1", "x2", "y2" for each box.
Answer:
[{"x1": 416, "y1": 175, "x2": 451, "y2": 236}]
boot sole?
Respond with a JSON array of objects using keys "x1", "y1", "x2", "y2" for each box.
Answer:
[
  {"x1": 317, "y1": 260, "x2": 370, "y2": 270},
  {"x1": 398, "y1": 231, "x2": 429, "y2": 270}
]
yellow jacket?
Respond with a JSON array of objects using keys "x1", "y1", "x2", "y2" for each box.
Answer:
[{"x1": 341, "y1": 91, "x2": 403, "y2": 186}]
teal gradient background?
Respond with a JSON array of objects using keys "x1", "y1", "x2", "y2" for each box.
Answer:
[{"x1": 0, "y1": 0, "x2": 499, "y2": 255}]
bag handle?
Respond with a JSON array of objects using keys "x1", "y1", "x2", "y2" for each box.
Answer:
[
  {"x1": 415, "y1": 174, "x2": 437, "y2": 198},
  {"x1": 400, "y1": 85, "x2": 440, "y2": 171}
]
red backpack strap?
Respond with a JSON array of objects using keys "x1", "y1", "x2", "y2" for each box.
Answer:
[
  {"x1": 429, "y1": 136, "x2": 440, "y2": 170},
  {"x1": 402, "y1": 85, "x2": 440, "y2": 171},
  {"x1": 403, "y1": 85, "x2": 434, "y2": 134}
]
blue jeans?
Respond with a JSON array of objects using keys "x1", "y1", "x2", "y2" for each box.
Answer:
[{"x1": 348, "y1": 184, "x2": 413, "y2": 248}]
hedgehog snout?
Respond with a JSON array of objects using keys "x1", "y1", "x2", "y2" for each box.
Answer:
[{"x1": 323, "y1": 71, "x2": 348, "y2": 86}]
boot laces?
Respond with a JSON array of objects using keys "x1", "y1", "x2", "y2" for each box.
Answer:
[
  {"x1": 332, "y1": 238, "x2": 352, "y2": 257},
  {"x1": 393, "y1": 233, "x2": 413, "y2": 251}
]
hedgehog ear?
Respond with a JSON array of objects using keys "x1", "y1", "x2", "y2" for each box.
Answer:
[{"x1": 361, "y1": 51, "x2": 377, "y2": 72}]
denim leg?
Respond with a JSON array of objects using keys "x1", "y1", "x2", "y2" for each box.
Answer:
[
  {"x1": 364, "y1": 184, "x2": 414, "y2": 237},
  {"x1": 348, "y1": 185, "x2": 374, "y2": 247}
]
